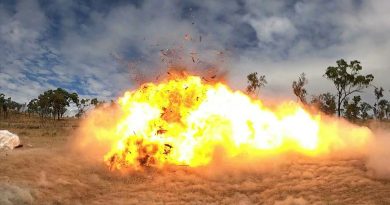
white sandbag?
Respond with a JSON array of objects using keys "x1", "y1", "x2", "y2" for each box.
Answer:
[{"x1": 0, "y1": 130, "x2": 20, "y2": 150}]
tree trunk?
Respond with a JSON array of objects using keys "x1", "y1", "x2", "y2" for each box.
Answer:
[{"x1": 337, "y1": 92, "x2": 342, "y2": 117}]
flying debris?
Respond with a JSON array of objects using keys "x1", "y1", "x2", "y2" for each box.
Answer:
[{"x1": 184, "y1": 34, "x2": 192, "y2": 41}]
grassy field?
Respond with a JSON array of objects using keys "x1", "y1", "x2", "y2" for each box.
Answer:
[
  {"x1": 0, "y1": 113, "x2": 78, "y2": 149},
  {"x1": 1, "y1": 113, "x2": 390, "y2": 204}
]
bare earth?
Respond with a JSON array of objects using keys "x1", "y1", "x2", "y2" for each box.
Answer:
[{"x1": 1, "y1": 115, "x2": 390, "y2": 205}]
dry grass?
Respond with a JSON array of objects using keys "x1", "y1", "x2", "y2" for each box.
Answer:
[
  {"x1": 1, "y1": 114, "x2": 390, "y2": 204},
  {"x1": 0, "y1": 113, "x2": 78, "y2": 149}
]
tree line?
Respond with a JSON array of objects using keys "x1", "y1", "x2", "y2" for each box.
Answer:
[
  {"x1": 0, "y1": 93, "x2": 23, "y2": 119},
  {"x1": 246, "y1": 59, "x2": 389, "y2": 122},
  {"x1": 1, "y1": 58, "x2": 389, "y2": 122},
  {"x1": 27, "y1": 88, "x2": 103, "y2": 120},
  {"x1": 0, "y1": 88, "x2": 102, "y2": 120}
]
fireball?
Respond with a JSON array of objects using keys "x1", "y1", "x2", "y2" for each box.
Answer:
[{"x1": 77, "y1": 73, "x2": 373, "y2": 170}]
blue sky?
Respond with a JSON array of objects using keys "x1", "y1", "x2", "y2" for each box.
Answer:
[{"x1": 0, "y1": 0, "x2": 389, "y2": 104}]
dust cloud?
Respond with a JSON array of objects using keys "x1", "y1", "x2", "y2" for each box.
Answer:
[
  {"x1": 2, "y1": 73, "x2": 390, "y2": 204},
  {"x1": 366, "y1": 130, "x2": 390, "y2": 179},
  {"x1": 2, "y1": 125, "x2": 390, "y2": 205},
  {"x1": 64, "y1": 99, "x2": 390, "y2": 204}
]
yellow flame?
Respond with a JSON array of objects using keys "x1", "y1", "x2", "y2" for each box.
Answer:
[{"x1": 77, "y1": 75, "x2": 372, "y2": 170}]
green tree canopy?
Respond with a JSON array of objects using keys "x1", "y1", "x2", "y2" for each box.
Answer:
[
  {"x1": 373, "y1": 86, "x2": 384, "y2": 119},
  {"x1": 76, "y1": 98, "x2": 91, "y2": 118},
  {"x1": 360, "y1": 102, "x2": 373, "y2": 120},
  {"x1": 343, "y1": 96, "x2": 361, "y2": 121},
  {"x1": 324, "y1": 59, "x2": 374, "y2": 117},
  {"x1": 377, "y1": 99, "x2": 389, "y2": 120},
  {"x1": 292, "y1": 73, "x2": 308, "y2": 104},
  {"x1": 30, "y1": 88, "x2": 79, "y2": 120},
  {"x1": 246, "y1": 72, "x2": 267, "y2": 97},
  {"x1": 0, "y1": 94, "x2": 23, "y2": 118},
  {"x1": 91, "y1": 98, "x2": 99, "y2": 107},
  {"x1": 311, "y1": 92, "x2": 336, "y2": 115}
]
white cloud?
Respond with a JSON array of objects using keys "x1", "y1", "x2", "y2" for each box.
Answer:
[
  {"x1": 0, "y1": 0, "x2": 389, "y2": 107},
  {"x1": 248, "y1": 16, "x2": 297, "y2": 43}
]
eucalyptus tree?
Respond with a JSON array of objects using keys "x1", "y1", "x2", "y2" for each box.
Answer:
[
  {"x1": 324, "y1": 59, "x2": 374, "y2": 117},
  {"x1": 311, "y1": 92, "x2": 336, "y2": 116},
  {"x1": 373, "y1": 86, "x2": 384, "y2": 119},
  {"x1": 292, "y1": 73, "x2": 308, "y2": 104},
  {"x1": 246, "y1": 72, "x2": 267, "y2": 97}
]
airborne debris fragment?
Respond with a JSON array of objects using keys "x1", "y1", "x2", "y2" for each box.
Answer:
[
  {"x1": 184, "y1": 34, "x2": 192, "y2": 41},
  {"x1": 156, "y1": 129, "x2": 167, "y2": 135},
  {"x1": 14, "y1": 144, "x2": 23, "y2": 149},
  {"x1": 163, "y1": 144, "x2": 172, "y2": 155}
]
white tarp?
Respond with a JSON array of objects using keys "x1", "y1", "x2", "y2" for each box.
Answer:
[{"x1": 0, "y1": 130, "x2": 20, "y2": 150}]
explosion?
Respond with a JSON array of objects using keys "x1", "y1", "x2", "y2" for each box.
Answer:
[{"x1": 77, "y1": 72, "x2": 373, "y2": 171}]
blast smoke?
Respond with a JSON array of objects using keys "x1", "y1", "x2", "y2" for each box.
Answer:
[{"x1": 366, "y1": 129, "x2": 390, "y2": 179}]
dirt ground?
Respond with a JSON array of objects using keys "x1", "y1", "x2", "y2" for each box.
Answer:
[{"x1": 1, "y1": 114, "x2": 390, "y2": 205}]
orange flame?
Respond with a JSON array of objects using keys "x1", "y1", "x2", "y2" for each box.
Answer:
[{"x1": 77, "y1": 74, "x2": 373, "y2": 170}]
